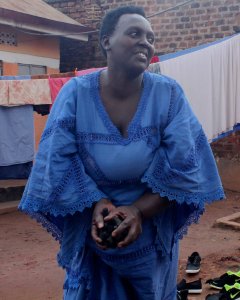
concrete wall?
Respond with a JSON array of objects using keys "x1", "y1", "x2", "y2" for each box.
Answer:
[
  {"x1": 0, "y1": 24, "x2": 60, "y2": 149},
  {"x1": 0, "y1": 25, "x2": 59, "y2": 59}
]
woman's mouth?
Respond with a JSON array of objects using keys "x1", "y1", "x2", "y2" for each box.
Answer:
[{"x1": 135, "y1": 52, "x2": 148, "y2": 61}]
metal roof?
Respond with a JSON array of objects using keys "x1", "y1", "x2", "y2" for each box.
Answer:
[{"x1": 0, "y1": 0, "x2": 93, "y2": 41}]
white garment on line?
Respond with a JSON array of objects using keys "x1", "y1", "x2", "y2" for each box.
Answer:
[{"x1": 159, "y1": 33, "x2": 240, "y2": 142}]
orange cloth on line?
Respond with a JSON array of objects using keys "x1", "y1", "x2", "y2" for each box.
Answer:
[
  {"x1": 0, "y1": 81, "x2": 9, "y2": 106},
  {"x1": 8, "y1": 79, "x2": 52, "y2": 106}
]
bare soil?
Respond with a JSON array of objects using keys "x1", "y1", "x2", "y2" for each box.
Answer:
[{"x1": 0, "y1": 190, "x2": 239, "y2": 300}]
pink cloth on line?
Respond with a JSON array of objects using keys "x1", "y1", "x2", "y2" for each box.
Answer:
[
  {"x1": 48, "y1": 77, "x2": 72, "y2": 105},
  {"x1": 8, "y1": 79, "x2": 52, "y2": 106},
  {"x1": 0, "y1": 81, "x2": 9, "y2": 106},
  {"x1": 49, "y1": 68, "x2": 105, "y2": 107}
]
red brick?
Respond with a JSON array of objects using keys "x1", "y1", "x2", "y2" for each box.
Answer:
[
  {"x1": 221, "y1": 25, "x2": 230, "y2": 31},
  {"x1": 202, "y1": 1, "x2": 212, "y2": 7},
  {"x1": 215, "y1": 19, "x2": 225, "y2": 25},
  {"x1": 229, "y1": 6, "x2": 240, "y2": 11}
]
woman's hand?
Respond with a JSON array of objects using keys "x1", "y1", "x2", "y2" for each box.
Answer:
[
  {"x1": 104, "y1": 205, "x2": 143, "y2": 248},
  {"x1": 91, "y1": 198, "x2": 116, "y2": 248}
]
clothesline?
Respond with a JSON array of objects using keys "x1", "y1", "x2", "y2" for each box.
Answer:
[
  {"x1": 0, "y1": 68, "x2": 104, "y2": 176},
  {"x1": 0, "y1": 68, "x2": 103, "y2": 107},
  {"x1": 156, "y1": 33, "x2": 240, "y2": 143},
  {"x1": 0, "y1": 31, "x2": 239, "y2": 169}
]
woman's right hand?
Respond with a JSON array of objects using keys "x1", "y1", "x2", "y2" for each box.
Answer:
[{"x1": 91, "y1": 198, "x2": 116, "y2": 248}]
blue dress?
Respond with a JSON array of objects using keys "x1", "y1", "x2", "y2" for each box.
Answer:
[{"x1": 19, "y1": 71, "x2": 224, "y2": 300}]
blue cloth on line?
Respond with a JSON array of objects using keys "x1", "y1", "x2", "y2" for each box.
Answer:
[
  {"x1": 0, "y1": 75, "x2": 31, "y2": 80},
  {"x1": 19, "y1": 71, "x2": 224, "y2": 299},
  {"x1": 0, "y1": 161, "x2": 32, "y2": 179},
  {"x1": 0, "y1": 105, "x2": 34, "y2": 166}
]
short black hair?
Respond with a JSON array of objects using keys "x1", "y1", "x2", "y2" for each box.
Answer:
[{"x1": 99, "y1": 6, "x2": 146, "y2": 57}]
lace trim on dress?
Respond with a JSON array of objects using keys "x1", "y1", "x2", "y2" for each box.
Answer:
[
  {"x1": 76, "y1": 126, "x2": 157, "y2": 145},
  {"x1": 40, "y1": 117, "x2": 75, "y2": 142},
  {"x1": 61, "y1": 248, "x2": 92, "y2": 290},
  {"x1": 18, "y1": 209, "x2": 63, "y2": 242},
  {"x1": 63, "y1": 276, "x2": 90, "y2": 290},
  {"x1": 19, "y1": 154, "x2": 105, "y2": 241},
  {"x1": 153, "y1": 130, "x2": 207, "y2": 185},
  {"x1": 166, "y1": 82, "x2": 177, "y2": 125},
  {"x1": 142, "y1": 174, "x2": 224, "y2": 207},
  {"x1": 92, "y1": 244, "x2": 156, "y2": 262},
  {"x1": 173, "y1": 208, "x2": 205, "y2": 242},
  {"x1": 179, "y1": 129, "x2": 206, "y2": 172},
  {"x1": 90, "y1": 71, "x2": 153, "y2": 144},
  {"x1": 142, "y1": 174, "x2": 224, "y2": 243}
]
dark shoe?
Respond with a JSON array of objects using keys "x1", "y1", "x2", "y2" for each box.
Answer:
[
  {"x1": 205, "y1": 292, "x2": 226, "y2": 300},
  {"x1": 177, "y1": 278, "x2": 202, "y2": 294},
  {"x1": 223, "y1": 283, "x2": 240, "y2": 299},
  {"x1": 177, "y1": 289, "x2": 188, "y2": 300},
  {"x1": 206, "y1": 283, "x2": 240, "y2": 300},
  {"x1": 206, "y1": 271, "x2": 240, "y2": 290},
  {"x1": 206, "y1": 290, "x2": 240, "y2": 300},
  {"x1": 186, "y1": 251, "x2": 201, "y2": 274}
]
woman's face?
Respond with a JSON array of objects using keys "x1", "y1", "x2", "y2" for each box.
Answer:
[{"x1": 105, "y1": 13, "x2": 155, "y2": 75}]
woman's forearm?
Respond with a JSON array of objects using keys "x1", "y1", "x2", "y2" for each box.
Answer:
[{"x1": 132, "y1": 192, "x2": 169, "y2": 219}]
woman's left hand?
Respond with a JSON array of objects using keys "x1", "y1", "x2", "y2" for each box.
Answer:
[{"x1": 104, "y1": 205, "x2": 142, "y2": 248}]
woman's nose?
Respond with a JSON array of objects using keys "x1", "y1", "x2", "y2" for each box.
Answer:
[{"x1": 139, "y1": 35, "x2": 153, "y2": 49}]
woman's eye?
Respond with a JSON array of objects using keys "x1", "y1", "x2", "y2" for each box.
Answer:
[
  {"x1": 129, "y1": 32, "x2": 138, "y2": 37},
  {"x1": 148, "y1": 36, "x2": 155, "y2": 44}
]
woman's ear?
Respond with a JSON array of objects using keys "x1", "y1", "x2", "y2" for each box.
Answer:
[{"x1": 101, "y1": 35, "x2": 111, "y2": 52}]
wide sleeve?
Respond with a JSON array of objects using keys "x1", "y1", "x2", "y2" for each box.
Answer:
[
  {"x1": 141, "y1": 80, "x2": 225, "y2": 245},
  {"x1": 19, "y1": 78, "x2": 107, "y2": 241}
]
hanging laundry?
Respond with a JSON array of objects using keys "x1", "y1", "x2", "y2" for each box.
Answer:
[
  {"x1": 148, "y1": 62, "x2": 161, "y2": 75},
  {"x1": 0, "y1": 105, "x2": 34, "y2": 166},
  {"x1": 159, "y1": 33, "x2": 240, "y2": 142},
  {"x1": 48, "y1": 77, "x2": 72, "y2": 106},
  {"x1": 33, "y1": 104, "x2": 50, "y2": 116},
  {"x1": 0, "y1": 80, "x2": 9, "y2": 106},
  {"x1": 0, "y1": 75, "x2": 31, "y2": 80},
  {"x1": 49, "y1": 68, "x2": 105, "y2": 107},
  {"x1": 8, "y1": 79, "x2": 52, "y2": 106},
  {"x1": 150, "y1": 56, "x2": 160, "y2": 64},
  {"x1": 0, "y1": 161, "x2": 33, "y2": 179}
]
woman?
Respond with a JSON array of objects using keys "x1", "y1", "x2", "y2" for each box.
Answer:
[{"x1": 19, "y1": 6, "x2": 224, "y2": 300}]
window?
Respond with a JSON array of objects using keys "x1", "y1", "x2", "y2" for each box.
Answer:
[{"x1": 18, "y1": 64, "x2": 46, "y2": 75}]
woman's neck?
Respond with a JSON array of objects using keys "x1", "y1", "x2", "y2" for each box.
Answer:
[{"x1": 101, "y1": 68, "x2": 144, "y2": 99}]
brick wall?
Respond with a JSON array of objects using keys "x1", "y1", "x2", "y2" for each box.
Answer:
[
  {"x1": 211, "y1": 131, "x2": 240, "y2": 160},
  {"x1": 45, "y1": 0, "x2": 240, "y2": 70},
  {"x1": 45, "y1": 0, "x2": 105, "y2": 70},
  {"x1": 45, "y1": 0, "x2": 240, "y2": 160}
]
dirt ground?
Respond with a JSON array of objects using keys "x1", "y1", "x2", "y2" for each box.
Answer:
[{"x1": 0, "y1": 190, "x2": 239, "y2": 300}]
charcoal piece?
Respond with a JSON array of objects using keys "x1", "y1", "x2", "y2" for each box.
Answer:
[{"x1": 97, "y1": 208, "x2": 127, "y2": 248}]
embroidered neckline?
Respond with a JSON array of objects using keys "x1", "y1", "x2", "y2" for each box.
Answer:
[{"x1": 92, "y1": 70, "x2": 152, "y2": 144}]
